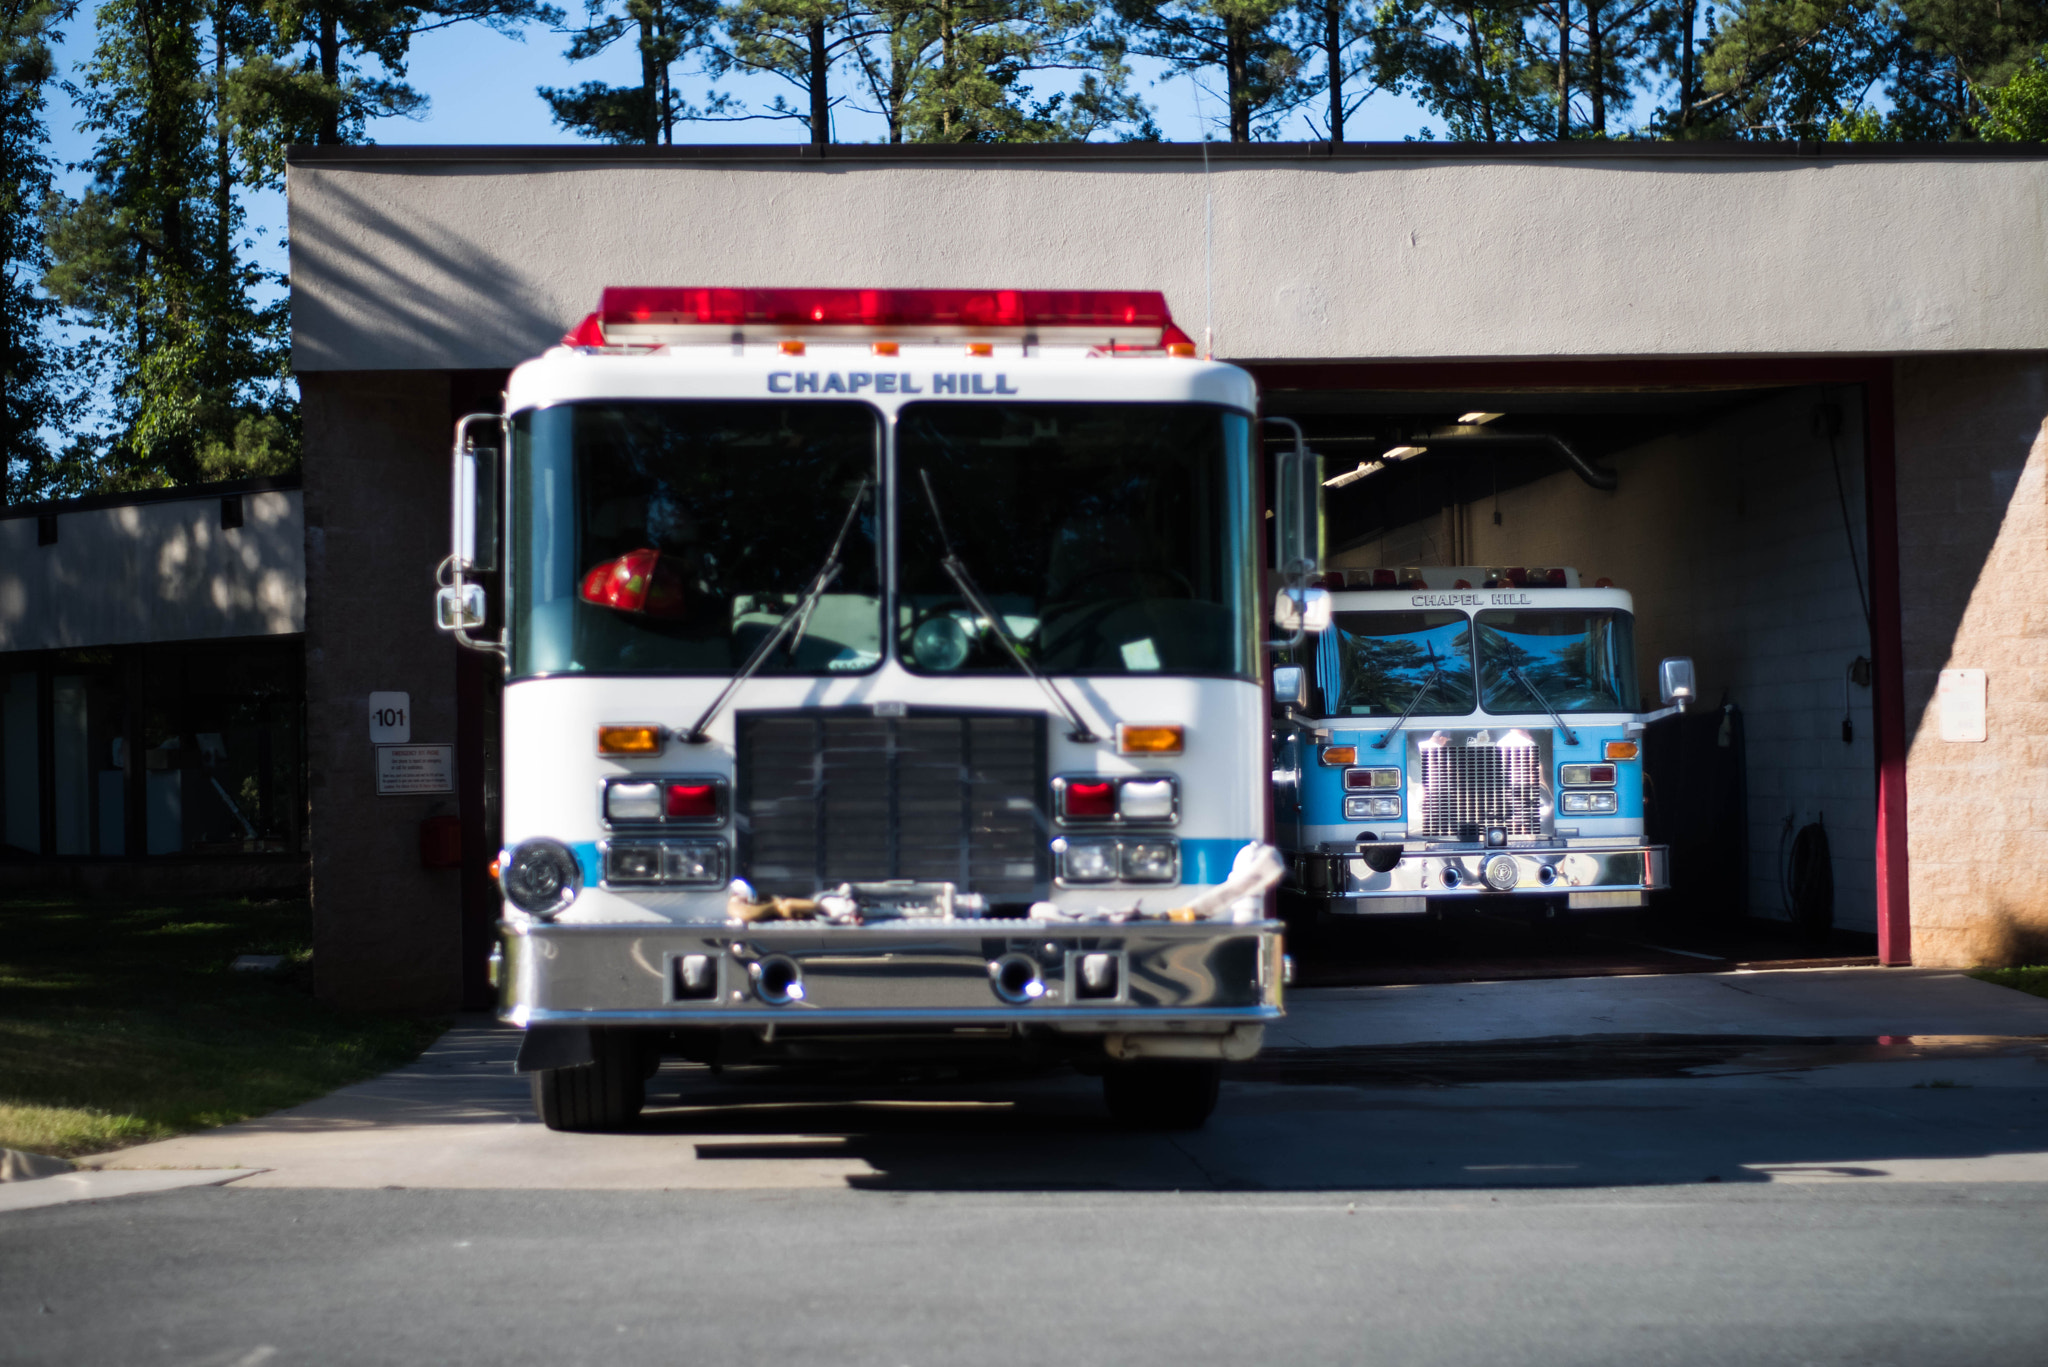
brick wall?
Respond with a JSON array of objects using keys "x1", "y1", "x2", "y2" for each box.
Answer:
[
  {"x1": 1895, "y1": 355, "x2": 2048, "y2": 967},
  {"x1": 303, "y1": 371, "x2": 465, "y2": 1012}
]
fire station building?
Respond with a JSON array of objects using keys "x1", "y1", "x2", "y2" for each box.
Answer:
[{"x1": 12, "y1": 141, "x2": 2043, "y2": 1013}]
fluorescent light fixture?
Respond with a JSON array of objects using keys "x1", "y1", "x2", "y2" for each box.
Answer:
[
  {"x1": 1459, "y1": 412, "x2": 1504, "y2": 425},
  {"x1": 1323, "y1": 461, "x2": 1384, "y2": 488},
  {"x1": 1383, "y1": 445, "x2": 1428, "y2": 461}
]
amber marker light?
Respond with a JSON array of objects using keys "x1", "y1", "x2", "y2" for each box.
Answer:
[
  {"x1": 1318, "y1": 745, "x2": 1358, "y2": 766},
  {"x1": 967, "y1": 342, "x2": 994, "y2": 357},
  {"x1": 1167, "y1": 341, "x2": 1197, "y2": 358},
  {"x1": 779, "y1": 339, "x2": 806, "y2": 356},
  {"x1": 1605, "y1": 741, "x2": 1640, "y2": 761},
  {"x1": 598, "y1": 725, "x2": 665, "y2": 756},
  {"x1": 871, "y1": 340, "x2": 900, "y2": 357},
  {"x1": 1117, "y1": 724, "x2": 1185, "y2": 756}
]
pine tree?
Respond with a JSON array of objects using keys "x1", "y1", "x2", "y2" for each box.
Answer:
[
  {"x1": 541, "y1": 0, "x2": 719, "y2": 143},
  {"x1": 715, "y1": 0, "x2": 863, "y2": 141},
  {"x1": 1109, "y1": 0, "x2": 1312, "y2": 140},
  {"x1": 1368, "y1": 0, "x2": 1552, "y2": 141},
  {"x1": 1, "y1": 0, "x2": 89, "y2": 503},
  {"x1": 41, "y1": 0, "x2": 293, "y2": 489}
]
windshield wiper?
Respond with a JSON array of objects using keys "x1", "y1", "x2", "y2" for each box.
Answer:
[
  {"x1": 919, "y1": 469, "x2": 1099, "y2": 743},
  {"x1": 682, "y1": 478, "x2": 870, "y2": 744},
  {"x1": 1506, "y1": 665, "x2": 1581, "y2": 747},
  {"x1": 1373, "y1": 642, "x2": 1442, "y2": 750}
]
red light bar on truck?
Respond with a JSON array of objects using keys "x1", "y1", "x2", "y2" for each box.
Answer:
[{"x1": 562, "y1": 288, "x2": 1195, "y2": 350}]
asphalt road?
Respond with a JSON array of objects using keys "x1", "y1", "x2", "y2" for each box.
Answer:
[{"x1": 7, "y1": 968, "x2": 2048, "y2": 1365}]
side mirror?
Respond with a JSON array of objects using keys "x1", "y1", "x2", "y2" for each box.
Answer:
[
  {"x1": 1267, "y1": 417, "x2": 1321, "y2": 580},
  {"x1": 437, "y1": 583, "x2": 487, "y2": 631},
  {"x1": 1273, "y1": 587, "x2": 1332, "y2": 635},
  {"x1": 1659, "y1": 656, "x2": 1696, "y2": 708},
  {"x1": 1272, "y1": 665, "x2": 1308, "y2": 713}
]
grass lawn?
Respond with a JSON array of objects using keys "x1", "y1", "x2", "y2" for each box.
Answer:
[
  {"x1": 0, "y1": 893, "x2": 443, "y2": 1159},
  {"x1": 1969, "y1": 967, "x2": 2048, "y2": 1001}
]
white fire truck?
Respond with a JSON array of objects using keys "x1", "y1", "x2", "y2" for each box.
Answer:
[{"x1": 436, "y1": 288, "x2": 1302, "y2": 1132}]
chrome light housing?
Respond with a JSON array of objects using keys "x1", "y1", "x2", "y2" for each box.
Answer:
[{"x1": 503, "y1": 838, "x2": 581, "y2": 918}]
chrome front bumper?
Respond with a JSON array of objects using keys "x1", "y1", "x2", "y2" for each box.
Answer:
[
  {"x1": 1293, "y1": 844, "x2": 1667, "y2": 914},
  {"x1": 498, "y1": 919, "x2": 1285, "y2": 1032}
]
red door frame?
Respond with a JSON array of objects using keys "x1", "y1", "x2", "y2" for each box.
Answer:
[{"x1": 1242, "y1": 356, "x2": 1910, "y2": 963}]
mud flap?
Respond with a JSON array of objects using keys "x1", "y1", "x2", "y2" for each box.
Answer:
[{"x1": 515, "y1": 1023, "x2": 595, "y2": 1073}]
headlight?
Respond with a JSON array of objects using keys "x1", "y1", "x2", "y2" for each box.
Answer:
[
  {"x1": 602, "y1": 840, "x2": 726, "y2": 887},
  {"x1": 1121, "y1": 840, "x2": 1179, "y2": 883},
  {"x1": 1059, "y1": 839, "x2": 1118, "y2": 883},
  {"x1": 1560, "y1": 791, "x2": 1620, "y2": 814},
  {"x1": 1344, "y1": 795, "x2": 1403, "y2": 819},
  {"x1": 503, "y1": 839, "x2": 581, "y2": 917}
]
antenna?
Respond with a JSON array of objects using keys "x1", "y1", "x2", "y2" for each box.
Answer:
[{"x1": 1191, "y1": 77, "x2": 1216, "y2": 360}]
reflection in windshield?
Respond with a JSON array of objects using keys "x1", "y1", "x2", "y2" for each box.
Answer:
[
  {"x1": 895, "y1": 403, "x2": 1256, "y2": 679},
  {"x1": 1477, "y1": 610, "x2": 1639, "y2": 714},
  {"x1": 1316, "y1": 611, "x2": 1477, "y2": 717},
  {"x1": 509, "y1": 402, "x2": 882, "y2": 678}
]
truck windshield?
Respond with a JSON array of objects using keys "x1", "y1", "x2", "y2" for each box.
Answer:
[
  {"x1": 1476, "y1": 610, "x2": 1640, "y2": 714},
  {"x1": 509, "y1": 402, "x2": 882, "y2": 678},
  {"x1": 895, "y1": 402, "x2": 1257, "y2": 679},
  {"x1": 1316, "y1": 611, "x2": 1477, "y2": 716}
]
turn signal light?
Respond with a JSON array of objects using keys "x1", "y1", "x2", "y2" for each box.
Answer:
[
  {"x1": 598, "y1": 725, "x2": 665, "y2": 756},
  {"x1": 1117, "y1": 724, "x2": 1184, "y2": 755},
  {"x1": 1605, "y1": 741, "x2": 1639, "y2": 761},
  {"x1": 1318, "y1": 745, "x2": 1358, "y2": 766}
]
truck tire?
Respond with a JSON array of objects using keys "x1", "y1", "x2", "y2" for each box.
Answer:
[
  {"x1": 1102, "y1": 1060, "x2": 1222, "y2": 1130},
  {"x1": 530, "y1": 1028, "x2": 646, "y2": 1132}
]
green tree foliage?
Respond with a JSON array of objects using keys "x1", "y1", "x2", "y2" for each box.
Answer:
[
  {"x1": 1688, "y1": 0, "x2": 2048, "y2": 139},
  {"x1": 2, "y1": 0, "x2": 93, "y2": 503},
  {"x1": 714, "y1": 0, "x2": 863, "y2": 141},
  {"x1": 1977, "y1": 43, "x2": 2048, "y2": 138},
  {"x1": 40, "y1": 0, "x2": 294, "y2": 489},
  {"x1": 1109, "y1": 0, "x2": 1314, "y2": 139},
  {"x1": 1368, "y1": 0, "x2": 1550, "y2": 139},
  {"x1": 542, "y1": 0, "x2": 717, "y2": 142},
  {"x1": 850, "y1": 0, "x2": 1150, "y2": 140}
]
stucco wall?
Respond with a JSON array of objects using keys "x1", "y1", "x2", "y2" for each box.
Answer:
[
  {"x1": 287, "y1": 149, "x2": 2048, "y2": 375},
  {"x1": 1330, "y1": 388, "x2": 1878, "y2": 933},
  {"x1": 1896, "y1": 355, "x2": 2048, "y2": 967},
  {"x1": 303, "y1": 371, "x2": 465, "y2": 1012},
  {"x1": 0, "y1": 491, "x2": 303, "y2": 651}
]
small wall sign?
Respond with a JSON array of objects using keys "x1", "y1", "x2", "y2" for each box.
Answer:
[
  {"x1": 369, "y1": 691, "x2": 412, "y2": 744},
  {"x1": 376, "y1": 744, "x2": 455, "y2": 794},
  {"x1": 1937, "y1": 669, "x2": 1987, "y2": 743}
]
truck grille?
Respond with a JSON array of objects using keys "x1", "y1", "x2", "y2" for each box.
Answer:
[
  {"x1": 1416, "y1": 738, "x2": 1546, "y2": 840},
  {"x1": 736, "y1": 709, "x2": 1048, "y2": 899}
]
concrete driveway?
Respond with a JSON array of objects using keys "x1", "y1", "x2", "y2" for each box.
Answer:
[{"x1": 39, "y1": 965, "x2": 2048, "y2": 1197}]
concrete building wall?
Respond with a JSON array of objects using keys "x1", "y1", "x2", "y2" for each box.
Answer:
[
  {"x1": 0, "y1": 491, "x2": 303, "y2": 651},
  {"x1": 302, "y1": 371, "x2": 466, "y2": 1012},
  {"x1": 287, "y1": 149, "x2": 2048, "y2": 374},
  {"x1": 1895, "y1": 355, "x2": 2048, "y2": 967},
  {"x1": 1331, "y1": 387, "x2": 1878, "y2": 931}
]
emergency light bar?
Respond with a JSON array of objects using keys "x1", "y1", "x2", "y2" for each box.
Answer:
[{"x1": 564, "y1": 287, "x2": 1195, "y2": 350}]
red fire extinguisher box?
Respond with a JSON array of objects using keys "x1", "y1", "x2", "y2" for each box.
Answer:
[{"x1": 419, "y1": 814, "x2": 463, "y2": 869}]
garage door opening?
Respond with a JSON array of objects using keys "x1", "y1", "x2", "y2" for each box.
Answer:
[{"x1": 1257, "y1": 370, "x2": 1889, "y2": 984}]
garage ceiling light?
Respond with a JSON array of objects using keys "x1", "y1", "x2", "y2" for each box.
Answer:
[
  {"x1": 1458, "y1": 412, "x2": 1504, "y2": 424},
  {"x1": 1383, "y1": 445, "x2": 1428, "y2": 461},
  {"x1": 1324, "y1": 461, "x2": 1384, "y2": 488}
]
